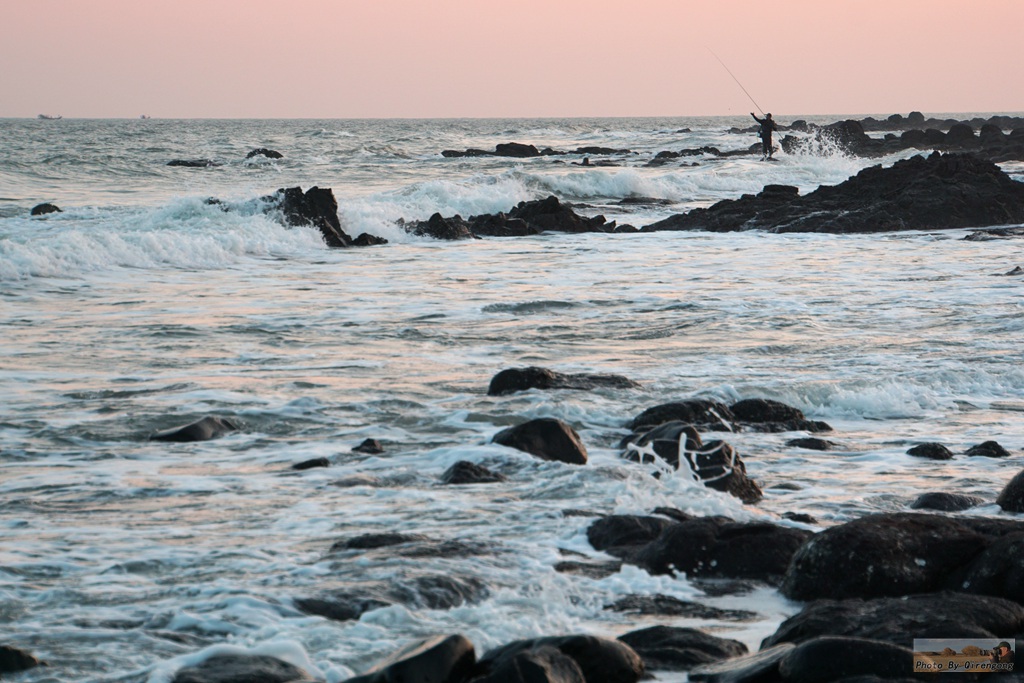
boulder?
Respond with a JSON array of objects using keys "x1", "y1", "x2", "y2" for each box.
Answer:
[
  {"x1": 905, "y1": 442, "x2": 953, "y2": 460},
  {"x1": 343, "y1": 634, "x2": 476, "y2": 683},
  {"x1": 997, "y1": 469, "x2": 1024, "y2": 512},
  {"x1": 643, "y1": 152, "x2": 1024, "y2": 234},
  {"x1": 785, "y1": 437, "x2": 836, "y2": 451},
  {"x1": 295, "y1": 592, "x2": 391, "y2": 621},
  {"x1": 629, "y1": 399, "x2": 735, "y2": 432},
  {"x1": 331, "y1": 533, "x2": 429, "y2": 552},
  {"x1": 441, "y1": 460, "x2": 507, "y2": 484},
  {"x1": 492, "y1": 418, "x2": 588, "y2": 465},
  {"x1": 944, "y1": 123, "x2": 977, "y2": 147},
  {"x1": 495, "y1": 142, "x2": 542, "y2": 157},
  {"x1": 291, "y1": 457, "x2": 330, "y2": 470},
  {"x1": 407, "y1": 213, "x2": 477, "y2": 240},
  {"x1": 167, "y1": 159, "x2": 221, "y2": 167},
  {"x1": 965, "y1": 440, "x2": 1011, "y2": 457},
  {"x1": 617, "y1": 626, "x2": 747, "y2": 672},
  {"x1": 150, "y1": 416, "x2": 238, "y2": 442},
  {"x1": 353, "y1": 438, "x2": 384, "y2": 454},
  {"x1": 171, "y1": 654, "x2": 315, "y2": 683},
  {"x1": 271, "y1": 186, "x2": 353, "y2": 248},
  {"x1": 688, "y1": 644, "x2": 794, "y2": 682},
  {"x1": 586, "y1": 514, "x2": 677, "y2": 561},
  {"x1": 779, "y1": 512, "x2": 1024, "y2": 601},
  {"x1": 487, "y1": 367, "x2": 640, "y2": 396},
  {"x1": 30, "y1": 203, "x2": 61, "y2": 216},
  {"x1": 777, "y1": 636, "x2": 913, "y2": 683},
  {"x1": 909, "y1": 492, "x2": 983, "y2": 511},
  {"x1": 351, "y1": 233, "x2": 389, "y2": 246},
  {"x1": 728, "y1": 398, "x2": 831, "y2": 433},
  {"x1": 506, "y1": 196, "x2": 610, "y2": 234},
  {"x1": 471, "y1": 646, "x2": 585, "y2": 683},
  {"x1": 479, "y1": 635, "x2": 643, "y2": 683},
  {"x1": 0, "y1": 645, "x2": 42, "y2": 673},
  {"x1": 635, "y1": 516, "x2": 813, "y2": 583},
  {"x1": 620, "y1": 421, "x2": 702, "y2": 471},
  {"x1": 954, "y1": 532, "x2": 1024, "y2": 603},
  {"x1": 606, "y1": 594, "x2": 758, "y2": 621},
  {"x1": 762, "y1": 591, "x2": 1024, "y2": 650},
  {"x1": 246, "y1": 148, "x2": 283, "y2": 159}
]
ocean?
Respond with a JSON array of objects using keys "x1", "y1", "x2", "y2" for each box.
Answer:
[{"x1": 2, "y1": 115, "x2": 1023, "y2": 682}]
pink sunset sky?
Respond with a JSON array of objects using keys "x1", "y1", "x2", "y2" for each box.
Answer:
[{"x1": 4, "y1": 0, "x2": 1023, "y2": 119}]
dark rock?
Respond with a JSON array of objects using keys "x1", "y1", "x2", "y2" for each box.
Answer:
[
  {"x1": 586, "y1": 515, "x2": 676, "y2": 561},
  {"x1": 167, "y1": 159, "x2": 221, "y2": 167},
  {"x1": 997, "y1": 469, "x2": 1024, "y2": 512},
  {"x1": 729, "y1": 398, "x2": 831, "y2": 433},
  {"x1": 922, "y1": 128, "x2": 947, "y2": 145},
  {"x1": 779, "y1": 512, "x2": 1024, "y2": 601},
  {"x1": 907, "y1": 112, "x2": 926, "y2": 126},
  {"x1": 441, "y1": 148, "x2": 493, "y2": 158},
  {"x1": 295, "y1": 593, "x2": 391, "y2": 622},
  {"x1": 553, "y1": 559, "x2": 622, "y2": 579},
  {"x1": 643, "y1": 152, "x2": 1024, "y2": 234},
  {"x1": 480, "y1": 635, "x2": 643, "y2": 683},
  {"x1": 621, "y1": 423, "x2": 762, "y2": 503},
  {"x1": 782, "y1": 512, "x2": 818, "y2": 524},
  {"x1": 291, "y1": 457, "x2": 330, "y2": 470},
  {"x1": 150, "y1": 416, "x2": 238, "y2": 442},
  {"x1": 472, "y1": 646, "x2": 585, "y2": 683},
  {"x1": 777, "y1": 636, "x2": 913, "y2": 683},
  {"x1": 272, "y1": 186, "x2": 352, "y2": 248},
  {"x1": 353, "y1": 438, "x2": 384, "y2": 454},
  {"x1": 351, "y1": 233, "x2": 389, "y2": 246},
  {"x1": 785, "y1": 437, "x2": 836, "y2": 451},
  {"x1": 629, "y1": 399, "x2": 735, "y2": 432},
  {"x1": 441, "y1": 460, "x2": 507, "y2": 484},
  {"x1": 408, "y1": 213, "x2": 477, "y2": 241},
  {"x1": 945, "y1": 123, "x2": 977, "y2": 147},
  {"x1": 1001, "y1": 265, "x2": 1024, "y2": 275},
  {"x1": 909, "y1": 492, "x2": 983, "y2": 511},
  {"x1": 331, "y1": 532, "x2": 429, "y2": 552},
  {"x1": 635, "y1": 516, "x2": 813, "y2": 583},
  {"x1": 965, "y1": 440, "x2": 1011, "y2": 457},
  {"x1": 171, "y1": 654, "x2": 314, "y2": 683},
  {"x1": 391, "y1": 574, "x2": 488, "y2": 609},
  {"x1": 906, "y1": 442, "x2": 953, "y2": 460},
  {"x1": 606, "y1": 594, "x2": 759, "y2": 621},
  {"x1": 762, "y1": 591, "x2": 1024, "y2": 650},
  {"x1": 492, "y1": 418, "x2": 588, "y2": 465},
  {"x1": 0, "y1": 645, "x2": 42, "y2": 673},
  {"x1": 954, "y1": 532, "x2": 1024, "y2": 603},
  {"x1": 688, "y1": 643, "x2": 794, "y2": 682},
  {"x1": 246, "y1": 148, "x2": 283, "y2": 159},
  {"x1": 496, "y1": 143, "x2": 542, "y2": 157},
  {"x1": 617, "y1": 626, "x2": 748, "y2": 672},
  {"x1": 30, "y1": 203, "x2": 61, "y2": 216},
  {"x1": 487, "y1": 367, "x2": 640, "y2": 396},
  {"x1": 506, "y1": 196, "x2": 610, "y2": 234},
  {"x1": 344, "y1": 634, "x2": 476, "y2": 683}
]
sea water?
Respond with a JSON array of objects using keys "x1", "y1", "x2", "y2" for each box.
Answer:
[{"x1": 1, "y1": 116, "x2": 1023, "y2": 682}]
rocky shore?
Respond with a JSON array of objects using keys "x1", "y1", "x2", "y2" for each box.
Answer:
[{"x1": 139, "y1": 364, "x2": 1022, "y2": 683}]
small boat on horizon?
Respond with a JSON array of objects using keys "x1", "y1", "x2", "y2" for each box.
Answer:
[
  {"x1": 38, "y1": 114, "x2": 62, "y2": 120},
  {"x1": 139, "y1": 114, "x2": 151, "y2": 119}
]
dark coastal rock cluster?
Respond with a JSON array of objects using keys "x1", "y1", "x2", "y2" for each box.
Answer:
[
  {"x1": 644, "y1": 152, "x2": 1024, "y2": 234},
  {"x1": 267, "y1": 186, "x2": 387, "y2": 248},
  {"x1": 442, "y1": 142, "x2": 632, "y2": 158},
  {"x1": 168, "y1": 148, "x2": 284, "y2": 167}
]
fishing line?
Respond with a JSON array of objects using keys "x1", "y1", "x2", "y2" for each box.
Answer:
[{"x1": 706, "y1": 47, "x2": 765, "y2": 116}]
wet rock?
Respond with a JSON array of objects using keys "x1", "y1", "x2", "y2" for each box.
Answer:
[
  {"x1": 246, "y1": 148, "x2": 283, "y2": 159},
  {"x1": 762, "y1": 591, "x2": 1024, "y2": 650},
  {"x1": 606, "y1": 594, "x2": 758, "y2": 621},
  {"x1": 344, "y1": 634, "x2": 476, "y2": 683},
  {"x1": 617, "y1": 626, "x2": 748, "y2": 672},
  {"x1": 954, "y1": 532, "x2": 1024, "y2": 603},
  {"x1": 472, "y1": 646, "x2": 585, "y2": 683},
  {"x1": 30, "y1": 202, "x2": 61, "y2": 216},
  {"x1": 150, "y1": 416, "x2": 239, "y2": 442},
  {"x1": 965, "y1": 440, "x2": 1011, "y2": 457},
  {"x1": 905, "y1": 442, "x2": 953, "y2": 460},
  {"x1": 779, "y1": 512, "x2": 1024, "y2": 601},
  {"x1": 997, "y1": 469, "x2": 1024, "y2": 512},
  {"x1": 506, "y1": 196, "x2": 611, "y2": 234},
  {"x1": 621, "y1": 423, "x2": 762, "y2": 503},
  {"x1": 353, "y1": 438, "x2": 385, "y2": 454},
  {"x1": 782, "y1": 511, "x2": 818, "y2": 524},
  {"x1": 688, "y1": 643, "x2": 794, "y2": 683},
  {"x1": 635, "y1": 516, "x2": 813, "y2": 584},
  {"x1": 729, "y1": 398, "x2": 832, "y2": 433},
  {"x1": 553, "y1": 559, "x2": 623, "y2": 579},
  {"x1": 586, "y1": 514, "x2": 676, "y2": 561},
  {"x1": 330, "y1": 532, "x2": 429, "y2": 552},
  {"x1": 441, "y1": 460, "x2": 507, "y2": 484},
  {"x1": 271, "y1": 186, "x2": 353, "y2": 248},
  {"x1": 492, "y1": 418, "x2": 588, "y2": 465},
  {"x1": 351, "y1": 233, "x2": 389, "y2": 246},
  {"x1": 171, "y1": 654, "x2": 315, "y2": 683},
  {"x1": 487, "y1": 367, "x2": 640, "y2": 396},
  {"x1": 785, "y1": 437, "x2": 836, "y2": 451},
  {"x1": 480, "y1": 635, "x2": 643, "y2": 683},
  {"x1": 294, "y1": 592, "x2": 391, "y2": 622},
  {"x1": 392, "y1": 574, "x2": 489, "y2": 609},
  {"x1": 909, "y1": 492, "x2": 983, "y2": 511},
  {"x1": 407, "y1": 213, "x2": 477, "y2": 240},
  {"x1": 0, "y1": 645, "x2": 43, "y2": 673},
  {"x1": 167, "y1": 159, "x2": 221, "y2": 167},
  {"x1": 291, "y1": 457, "x2": 330, "y2": 470},
  {"x1": 628, "y1": 399, "x2": 735, "y2": 432},
  {"x1": 644, "y1": 152, "x2": 1024, "y2": 234},
  {"x1": 1000, "y1": 265, "x2": 1024, "y2": 275},
  {"x1": 777, "y1": 636, "x2": 913, "y2": 683}
]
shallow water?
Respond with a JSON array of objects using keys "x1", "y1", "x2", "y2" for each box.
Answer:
[{"x1": 1, "y1": 116, "x2": 1023, "y2": 682}]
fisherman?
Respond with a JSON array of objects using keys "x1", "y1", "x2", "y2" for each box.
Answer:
[{"x1": 751, "y1": 112, "x2": 778, "y2": 159}]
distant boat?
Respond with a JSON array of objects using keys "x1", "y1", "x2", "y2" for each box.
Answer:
[
  {"x1": 38, "y1": 114, "x2": 62, "y2": 120},
  {"x1": 139, "y1": 114, "x2": 151, "y2": 119}
]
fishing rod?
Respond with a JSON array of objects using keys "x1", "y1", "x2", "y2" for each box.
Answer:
[{"x1": 706, "y1": 47, "x2": 765, "y2": 116}]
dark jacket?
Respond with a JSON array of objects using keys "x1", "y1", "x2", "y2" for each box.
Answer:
[{"x1": 752, "y1": 113, "x2": 777, "y2": 139}]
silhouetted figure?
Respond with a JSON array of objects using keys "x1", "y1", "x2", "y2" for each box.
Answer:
[{"x1": 751, "y1": 112, "x2": 778, "y2": 159}]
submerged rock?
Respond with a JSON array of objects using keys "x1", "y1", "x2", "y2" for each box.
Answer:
[
  {"x1": 487, "y1": 367, "x2": 640, "y2": 395},
  {"x1": 440, "y1": 460, "x2": 507, "y2": 484},
  {"x1": 246, "y1": 147, "x2": 283, "y2": 159},
  {"x1": 30, "y1": 202, "x2": 61, "y2": 216},
  {"x1": 167, "y1": 159, "x2": 221, "y2": 167},
  {"x1": 0, "y1": 645, "x2": 43, "y2": 673},
  {"x1": 906, "y1": 442, "x2": 954, "y2": 460},
  {"x1": 150, "y1": 416, "x2": 238, "y2": 442},
  {"x1": 404, "y1": 196, "x2": 615, "y2": 239},
  {"x1": 965, "y1": 440, "x2": 1011, "y2": 457},
  {"x1": 909, "y1": 491, "x2": 984, "y2": 511},
  {"x1": 171, "y1": 654, "x2": 315, "y2": 683}
]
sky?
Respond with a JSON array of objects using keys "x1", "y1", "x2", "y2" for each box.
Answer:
[{"x1": 3, "y1": 0, "x2": 1023, "y2": 119}]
